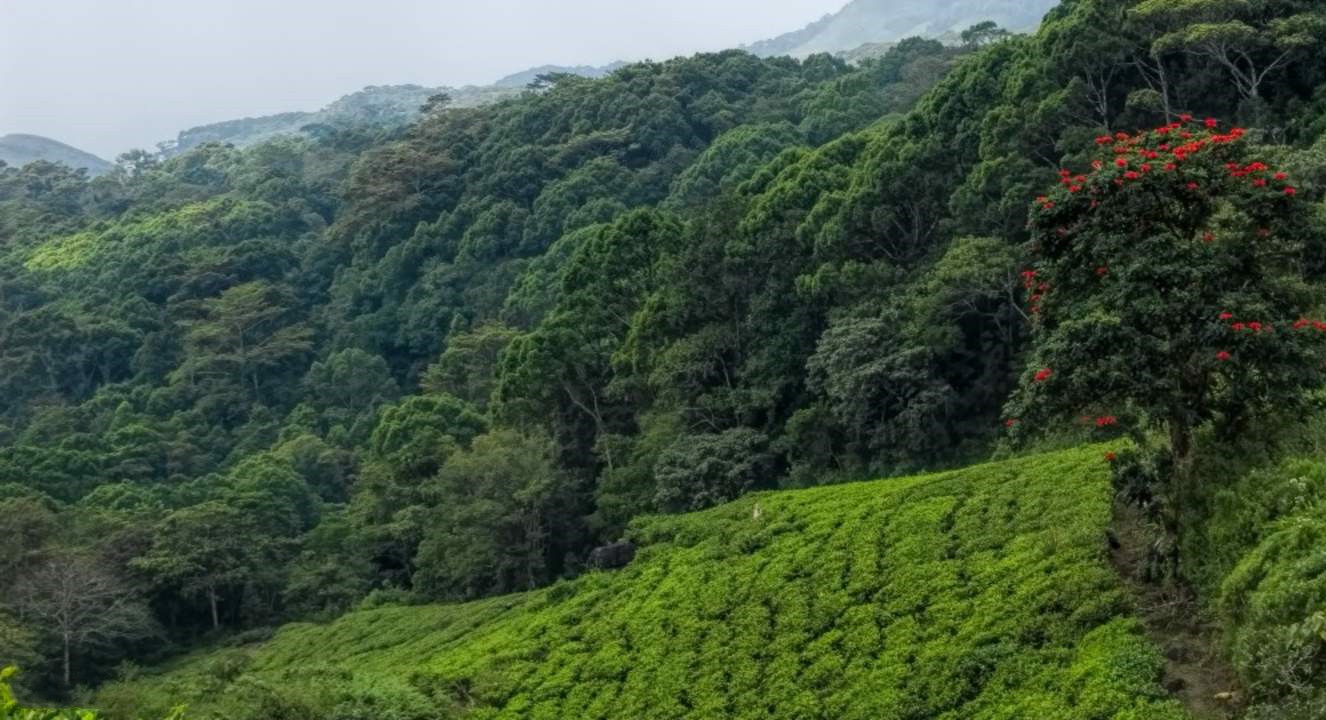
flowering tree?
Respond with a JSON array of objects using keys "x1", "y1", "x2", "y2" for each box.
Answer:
[{"x1": 1007, "y1": 116, "x2": 1323, "y2": 541}]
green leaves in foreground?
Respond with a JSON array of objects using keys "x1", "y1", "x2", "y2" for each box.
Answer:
[{"x1": 1, "y1": 666, "x2": 184, "y2": 720}]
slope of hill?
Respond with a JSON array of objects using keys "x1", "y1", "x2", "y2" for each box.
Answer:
[
  {"x1": 95, "y1": 446, "x2": 1185, "y2": 720},
  {"x1": 745, "y1": 0, "x2": 1060, "y2": 57},
  {"x1": 160, "y1": 84, "x2": 518, "y2": 156},
  {"x1": 0, "y1": 133, "x2": 112, "y2": 175},
  {"x1": 492, "y1": 62, "x2": 626, "y2": 88},
  {"x1": 162, "y1": 61, "x2": 626, "y2": 157}
]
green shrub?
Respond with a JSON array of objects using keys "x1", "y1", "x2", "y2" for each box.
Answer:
[{"x1": 96, "y1": 447, "x2": 1181, "y2": 719}]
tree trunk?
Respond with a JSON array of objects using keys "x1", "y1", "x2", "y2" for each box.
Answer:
[
  {"x1": 209, "y1": 586, "x2": 220, "y2": 630},
  {"x1": 1165, "y1": 416, "x2": 1195, "y2": 575},
  {"x1": 63, "y1": 631, "x2": 71, "y2": 687}
]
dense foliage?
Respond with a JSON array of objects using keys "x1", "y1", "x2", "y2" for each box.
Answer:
[
  {"x1": 6, "y1": 0, "x2": 1326, "y2": 713},
  {"x1": 94, "y1": 448, "x2": 1184, "y2": 720}
]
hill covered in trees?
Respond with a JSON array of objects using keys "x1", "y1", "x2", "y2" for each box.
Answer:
[
  {"x1": 0, "y1": 134, "x2": 111, "y2": 175},
  {"x1": 6, "y1": 0, "x2": 1326, "y2": 717},
  {"x1": 743, "y1": 0, "x2": 1059, "y2": 57}
]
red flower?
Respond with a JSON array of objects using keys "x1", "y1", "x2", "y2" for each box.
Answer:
[
  {"x1": 1105, "y1": 452, "x2": 1118, "y2": 463},
  {"x1": 1203, "y1": 232, "x2": 1216, "y2": 244},
  {"x1": 1275, "y1": 172, "x2": 1288, "y2": 181},
  {"x1": 1219, "y1": 312, "x2": 1233, "y2": 321},
  {"x1": 1179, "y1": 113, "x2": 1193, "y2": 123},
  {"x1": 1005, "y1": 418, "x2": 1018, "y2": 428},
  {"x1": 1124, "y1": 170, "x2": 1141, "y2": 180},
  {"x1": 1096, "y1": 135, "x2": 1114, "y2": 145},
  {"x1": 1249, "y1": 322, "x2": 1263, "y2": 332},
  {"x1": 1095, "y1": 266, "x2": 1109, "y2": 277},
  {"x1": 1095, "y1": 416, "x2": 1118, "y2": 428},
  {"x1": 1205, "y1": 118, "x2": 1219, "y2": 128},
  {"x1": 1115, "y1": 157, "x2": 1128, "y2": 168},
  {"x1": 1253, "y1": 178, "x2": 1267, "y2": 187},
  {"x1": 1164, "y1": 163, "x2": 1177, "y2": 172},
  {"x1": 1216, "y1": 351, "x2": 1232, "y2": 362},
  {"x1": 1232, "y1": 322, "x2": 1245, "y2": 332},
  {"x1": 1285, "y1": 187, "x2": 1298, "y2": 196},
  {"x1": 1187, "y1": 182, "x2": 1199, "y2": 190},
  {"x1": 1295, "y1": 318, "x2": 1310, "y2": 331},
  {"x1": 1034, "y1": 368, "x2": 1053, "y2": 383}
]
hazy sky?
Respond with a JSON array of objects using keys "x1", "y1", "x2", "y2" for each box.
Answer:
[{"x1": 0, "y1": 0, "x2": 845, "y2": 158}]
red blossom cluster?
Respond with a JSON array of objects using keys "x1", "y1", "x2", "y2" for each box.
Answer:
[
  {"x1": 1211, "y1": 311, "x2": 1326, "y2": 365},
  {"x1": 1040, "y1": 118, "x2": 1297, "y2": 211},
  {"x1": 1022, "y1": 270, "x2": 1050, "y2": 314},
  {"x1": 1105, "y1": 451, "x2": 1118, "y2": 463},
  {"x1": 1023, "y1": 117, "x2": 1314, "y2": 441},
  {"x1": 1226, "y1": 161, "x2": 1296, "y2": 195}
]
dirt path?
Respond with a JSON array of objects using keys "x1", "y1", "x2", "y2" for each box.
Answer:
[{"x1": 1109, "y1": 503, "x2": 1243, "y2": 720}]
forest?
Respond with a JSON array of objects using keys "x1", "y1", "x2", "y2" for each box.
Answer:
[{"x1": 5, "y1": 0, "x2": 1326, "y2": 717}]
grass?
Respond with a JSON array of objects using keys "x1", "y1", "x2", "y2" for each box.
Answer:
[{"x1": 95, "y1": 446, "x2": 1186, "y2": 719}]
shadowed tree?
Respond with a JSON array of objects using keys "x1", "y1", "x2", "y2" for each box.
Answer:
[{"x1": 13, "y1": 551, "x2": 155, "y2": 687}]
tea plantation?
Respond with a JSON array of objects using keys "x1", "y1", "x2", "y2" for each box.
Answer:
[{"x1": 96, "y1": 447, "x2": 1186, "y2": 720}]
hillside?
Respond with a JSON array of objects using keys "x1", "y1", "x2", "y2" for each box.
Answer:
[
  {"x1": 0, "y1": 133, "x2": 111, "y2": 175},
  {"x1": 6, "y1": 0, "x2": 1326, "y2": 715},
  {"x1": 159, "y1": 83, "x2": 519, "y2": 156},
  {"x1": 745, "y1": 0, "x2": 1060, "y2": 57},
  {"x1": 162, "y1": 62, "x2": 625, "y2": 157},
  {"x1": 492, "y1": 62, "x2": 626, "y2": 88},
  {"x1": 95, "y1": 447, "x2": 1184, "y2": 720}
]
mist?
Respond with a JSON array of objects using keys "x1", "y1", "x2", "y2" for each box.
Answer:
[{"x1": 0, "y1": 0, "x2": 846, "y2": 159}]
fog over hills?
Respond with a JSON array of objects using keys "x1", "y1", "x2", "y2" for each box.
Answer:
[{"x1": 745, "y1": 0, "x2": 1060, "y2": 57}]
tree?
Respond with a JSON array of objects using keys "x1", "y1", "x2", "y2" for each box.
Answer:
[
  {"x1": 653, "y1": 428, "x2": 774, "y2": 512},
  {"x1": 12, "y1": 551, "x2": 155, "y2": 687},
  {"x1": 421, "y1": 322, "x2": 519, "y2": 409},
  {"x1": 1008, "y1": 118, "x2": 1324, "y2": 552},
  {"x1": 130, "y1": 502, "x2": 259, "y2": 630},
  {"x1": 961, "y1": 21, "x2": 1011, "y2": 49},
  {"x1": 413, "y1": 430, "x2": 575, "y2": 600},
  {"x1": 173, "y1": 281, "x2": 313, "y2": 403},
  {"x1": 1133, "y1": 0, "x2": 1325, "y2": 101}
]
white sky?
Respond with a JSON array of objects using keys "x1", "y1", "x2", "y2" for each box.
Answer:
[{"x1": 0, "y1": 0, "x2": 846, "y2": 158}]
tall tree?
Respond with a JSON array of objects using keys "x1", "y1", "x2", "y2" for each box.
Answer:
[
  {"x1": 173, "y1": 281, "x2": 313, "y2": 403},
  {"x1": 13, "y1": 551, "x2": 155, "y2": 687},
  {"x1": 1008, "y1": 118, "x2": 1324, "y2": 554},
  {"x1": 1133, "y1": 0, "x2": 1325, "y2": 101}
]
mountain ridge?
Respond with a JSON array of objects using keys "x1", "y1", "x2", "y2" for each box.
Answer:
[
  {"x1": 744, "y1": 0, "x2": 1061, "y2": 57},
  {"x1": 0, "y1": 133, "x2": 112, "y2": 175}
]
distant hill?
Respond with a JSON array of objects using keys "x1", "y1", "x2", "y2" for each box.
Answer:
[
  {"x1": 0, "y1": 133, "x2": 112, "y2": 175},
  {"x1": 162, "y1": 64, "x2": 626, "y2": 157},
  {"x1": 161, "y1": 84, "x2": 515, "y2": 156},
  {"x1": 745, "y1": 0, "x2": 1061, "y2": 58},
  {"x1": 492, "y1": 62, "x2": 626, "y2": 88}
]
